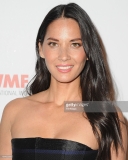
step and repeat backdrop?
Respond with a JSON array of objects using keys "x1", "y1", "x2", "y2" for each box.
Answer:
[{"x1": 0, "y1": 0, "x2": 128, "y2": 119}]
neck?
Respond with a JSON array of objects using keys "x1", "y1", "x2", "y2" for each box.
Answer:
[{"x1": 45, "y1": 76, "x2": 82, "y2": 105}]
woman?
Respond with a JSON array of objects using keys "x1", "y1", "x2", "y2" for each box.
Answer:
[{"x1": 0, "y1": 3, "x2": 127, "y2": 160}]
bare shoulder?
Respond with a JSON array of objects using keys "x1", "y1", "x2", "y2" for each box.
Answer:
[
  {"x1": 0, "y1": 98, "x2": 25, "y2": 155},
  {"x1": 0, "y1": 94, "x2": 43, "y2": 155},
  {"x1": 2, "y1": 91, "x2": 45, "y2": 115},
  {"x1": 24, "y1": 90, "x2": 48, "y2": 103},
  {"x1": 0, "y1": 97, "x2": 30, "y2": 133},
  {"x1": 1, "y1": 91, "x2": 47, "y2": 122},
  {"x1": 1, "y1": 97, "x2": 30, "y2": 118}
]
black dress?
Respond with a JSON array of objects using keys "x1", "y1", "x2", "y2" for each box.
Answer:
[{"x1": 11, "y1": 137, "x2": 98, "y2": 160}]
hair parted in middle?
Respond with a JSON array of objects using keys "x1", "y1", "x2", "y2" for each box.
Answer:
[{"x1": 26, "y1": 3, "x2": 123, "y2": 160}]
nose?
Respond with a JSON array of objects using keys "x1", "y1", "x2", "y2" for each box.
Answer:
[{"x1": 58, "y1": 46, "x2": 71, "y2": 61}]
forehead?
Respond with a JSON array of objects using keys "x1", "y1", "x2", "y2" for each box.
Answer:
[{"x1": 44, "y1": 18, "x2": 81, "y2": 39}]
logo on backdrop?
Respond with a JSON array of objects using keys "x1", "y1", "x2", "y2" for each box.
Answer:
[{"x1": 0, "y1": 74, "x2": 29, "y2": 96}]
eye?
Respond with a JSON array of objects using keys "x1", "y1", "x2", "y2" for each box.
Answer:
[
  {"x1": 71, "y1": 43, "x2": 82, "y2": 48},
  {"x1": 48, "y1": 42, "x2": 58, "y2": 47}
]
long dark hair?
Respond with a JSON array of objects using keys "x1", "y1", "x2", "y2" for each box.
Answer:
[{"x1": 26, "y1": 3, "x2": 123, "y2": 160}]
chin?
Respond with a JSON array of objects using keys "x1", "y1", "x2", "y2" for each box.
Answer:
[
  {"x1": 54, "y1": 76, "x2": 79, "y2": 83},
  {"x1": 57, "y1": 80, "x2": 73, "y2": 83}
]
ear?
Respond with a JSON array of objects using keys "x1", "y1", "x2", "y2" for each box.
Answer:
[{"x1": 38, "y1": 42, "x2": 45, "y2": 58}]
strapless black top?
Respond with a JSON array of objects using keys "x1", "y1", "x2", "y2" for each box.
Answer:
[{"x1": 11, "y1": 137, "x2": 98, "y2": 160}]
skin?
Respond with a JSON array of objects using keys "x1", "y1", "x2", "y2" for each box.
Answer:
[{"x1": 0, "y1": 18, "x2": 127, "y2": 160}]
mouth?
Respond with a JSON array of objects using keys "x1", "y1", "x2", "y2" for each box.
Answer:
[{"x1": 56, "y1": 65, "x2": 74, "y2": 73}]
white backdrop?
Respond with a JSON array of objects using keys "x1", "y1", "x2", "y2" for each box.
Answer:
[{"x1": 0, "y1": 0, "x2": 128, "y2": 119}]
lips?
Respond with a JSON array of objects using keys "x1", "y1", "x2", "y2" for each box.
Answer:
[
  {"x1": 56, "y1": 65, "x2": 74, "y2": 73},
  {"x1": 57, "y1": 66, "x2": 73, "y2": 69}
]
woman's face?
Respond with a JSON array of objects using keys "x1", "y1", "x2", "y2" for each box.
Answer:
[{"x1": 39, "y1": 18, "x2": 88, "y2": 83}]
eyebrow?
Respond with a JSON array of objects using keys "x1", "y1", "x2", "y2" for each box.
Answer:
[
  {"x1": 47, "y1": 37, "x2": 82, "y2": 42},
  {"x1": 70, "y1": 38, "x2": 82, "y2": 42},
  {"x1": 47, "y1": 38, "x2": 59, "y2": 41}
]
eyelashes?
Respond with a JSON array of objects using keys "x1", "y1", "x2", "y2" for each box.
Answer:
[
  {"x1": 48, "y1": 42, "x2": 58, "y2": 47},
  {"x1": 48, "y1": 42, "x2": 82, "y2": 48},
  {"x1": 71, "y1": 43, "x2": 82, "y2": 48}
]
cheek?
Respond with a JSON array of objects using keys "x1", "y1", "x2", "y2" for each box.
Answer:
[
  {"x1": 43, "y1": 48, "x2": 56, "y2": 62},
  {"x1": 74, "y1": 51, "x2": 86, "y2": 64}
]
